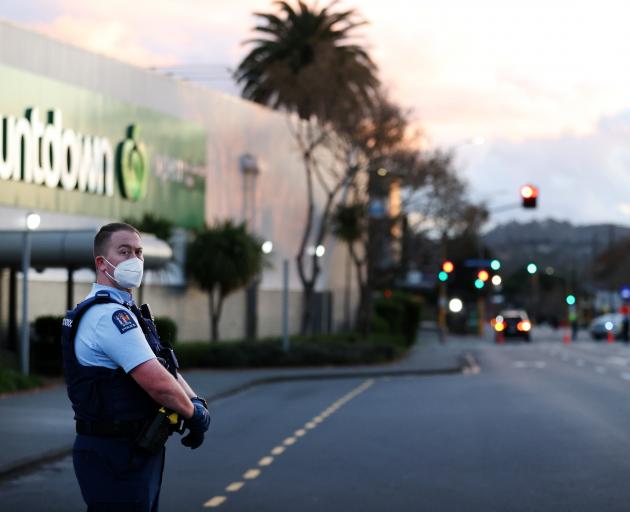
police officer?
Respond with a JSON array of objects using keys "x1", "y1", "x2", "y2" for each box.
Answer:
[{"x1": 62, "y1": 222, "x2": 211, "y2": 511}]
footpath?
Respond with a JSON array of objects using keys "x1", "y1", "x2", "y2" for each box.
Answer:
[{"x1": 0, "y1": 329, "x2": 477, "y2": 481}]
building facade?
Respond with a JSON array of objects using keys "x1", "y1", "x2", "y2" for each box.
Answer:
[{"x1": 0, "y1": 20, "x2": 356, "y2": 345}]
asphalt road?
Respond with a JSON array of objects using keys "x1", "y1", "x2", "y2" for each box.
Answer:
[{"x1": 5, "y1": 331, "x2": 630, "y2": 511}]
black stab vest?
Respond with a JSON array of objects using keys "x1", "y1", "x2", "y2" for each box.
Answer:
[{"x1": 61, "y1": 291, "x2": 177, "y2": 423}]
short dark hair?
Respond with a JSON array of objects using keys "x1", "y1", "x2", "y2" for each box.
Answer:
[{"x1": 94, "y1": 222, "x2": 140, "y2": 258}]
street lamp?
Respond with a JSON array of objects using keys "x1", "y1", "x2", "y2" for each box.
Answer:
[
  {"x1": 261, "y1": 240, "x2": 273, "y2": 254},
  {"x1": 449, "y1": 298, "x2": 463, "y2": 313},
  {"x1": 21, "y1": 212, "x2": 40, "y2": 375}
]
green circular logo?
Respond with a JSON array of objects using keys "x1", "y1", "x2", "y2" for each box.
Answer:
[{"x1": 117, "y1": 125, "x2": 148, "y2": 201}]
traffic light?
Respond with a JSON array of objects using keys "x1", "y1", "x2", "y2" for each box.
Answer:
[
  {"x1": 520, "y1": 184, "x2": 539, "y2": 208},
  {"x1": 438, "y1": 260, "x2": 454, "y2": 282},
  {"x1": 566, "y1": 294, "x2": 576, "y2": 305},
  {"x1": 490, "y1": 259, "x2": 501, "y2": 271},
  {"x1": 477, "y1": 270, "x2": 489, "y2": 282},
  {"x1": 526, "y1": 263, "x2": 538, "y2": 274}
]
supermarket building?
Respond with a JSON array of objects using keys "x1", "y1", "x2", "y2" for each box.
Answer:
[{"x1": 0, "y1": 20, "x2": 353, "y2": 346}]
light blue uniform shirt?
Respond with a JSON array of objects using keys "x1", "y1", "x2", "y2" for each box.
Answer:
[{"x1": 75, "y1": 284, "x2": 156, "y2": 373}]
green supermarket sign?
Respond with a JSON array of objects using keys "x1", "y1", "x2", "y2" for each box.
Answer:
[
  {"x1": 118, "y1": 125, "x2": 149, "y2": 201},
  {"x1": 0, "y1": 63, "x2": 207, "y2": 228},
  {"x1": 0, "y1": 107, "x2": 116, "y2": 196}
]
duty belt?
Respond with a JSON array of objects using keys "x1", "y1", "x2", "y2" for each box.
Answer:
[{"x1": 75, "y1": 419, "x2": 147, "y2": 438}]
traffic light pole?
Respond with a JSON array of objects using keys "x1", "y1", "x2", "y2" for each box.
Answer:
[
  {"x1": 438, "y1": 281, "x2": 447, "y2": 343},
  {"x1": 487, "y1": 202, "x2": 521, "y2": 213},
  {"x1": 477, "y1": 294, "x2": 485, "y2": 338}
]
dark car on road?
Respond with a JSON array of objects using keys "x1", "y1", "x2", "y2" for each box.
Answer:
[
  {"x1": 589, "y1": 313, "x2": 623, "y2": 340},
  {"x1": 493, "y1": 309, "x2": 532, "y2": 341}
]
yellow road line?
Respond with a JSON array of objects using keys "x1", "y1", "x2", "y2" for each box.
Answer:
[
  {"x1": 203, "y1": 496, "x2": 226, "y2": 508},
  {"x1": 243, "y1": 469, "x2": 261, "y2": 480},
  {"x1": 201, "y1": 379, "x2": 376, "y2": 509}
]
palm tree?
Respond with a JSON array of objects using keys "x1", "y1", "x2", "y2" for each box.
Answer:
[
  {"x1": 234, "y1": 0, "x2": 378, "y2": 124},
  {"x1": 235, "y1": 1, "x2": 379, "y2": 334}
]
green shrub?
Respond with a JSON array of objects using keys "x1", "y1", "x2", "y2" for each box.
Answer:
[
  {"x1": 370, "y1": 314, "x2": 390, "y2": 334},
  {"x1": 372, "y1": 292, "x2": 423, "y2": 346},
  {"x1": 32, "y1": 315, "x2": 64, "y2": 376},
  {"x1": 0, "y1": 368, "x2": 43, "y2": 394},
  {"x1": 400, "y1": 295, "x2": 422, "y2": 345},
  {"x1": 155, "y1": 316, "x2": 178, "y2": 345},
  {"x1": 374, "y1": 297, "x2": 405, "y2": 333},
  {"x1": 173, "y1": 337, "x2": 404, "y2": 369}
]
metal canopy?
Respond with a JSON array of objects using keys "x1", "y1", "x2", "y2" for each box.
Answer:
[{"x1": 0, "y1": 230, "x2": 172, "y2": 269}]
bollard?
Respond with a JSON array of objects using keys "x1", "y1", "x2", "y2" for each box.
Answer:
[
  {"x1": 562, "y1": 331, "x2": 570, "y2": 344},
  {"x1": 607, "y1": 330, "x2": 615, "y2": 344}
]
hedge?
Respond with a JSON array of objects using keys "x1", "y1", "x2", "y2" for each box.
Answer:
[
  {"x1": 371, "y1": 291, "x2": 423, "y2": 345},
  {"x1": 174, "y1": 338, "x2": 404, "y2": 369},
  {"x1": 0, "y1": 368, "x2": 43, "y2": 394},
  {"x1": 24, "y1": 313, "x2": 408, "y2": 375}
]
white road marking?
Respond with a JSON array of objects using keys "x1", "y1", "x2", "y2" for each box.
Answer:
[{"x1": 513, "y1": 361, "x2": 546, "y2": 369}]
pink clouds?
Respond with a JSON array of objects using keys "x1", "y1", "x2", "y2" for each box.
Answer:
[{"x1": 30, "y1": 15, "x2": 179, "y2": 67}]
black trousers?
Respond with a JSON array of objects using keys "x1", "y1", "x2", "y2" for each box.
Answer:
[{"x1": 73, "y1": 435, "x2": 165, "y2": 512}]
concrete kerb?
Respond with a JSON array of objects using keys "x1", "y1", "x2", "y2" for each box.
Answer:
[{"x1": 0, "y1": 352, "x2": 480, "y2": 483}]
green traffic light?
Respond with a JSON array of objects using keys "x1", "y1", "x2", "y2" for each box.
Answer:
[
  {"x1": 438, "y1": 271, "x2": 448, "y2": 282},
  {"x1": 566, "y1": 294, "x2": 576, "y2": 305},
  {"x1": 490, "y1": 259, "x2": 501, "y2": 271},
  {"x1": 526, "y1": 263, "x2": 538, "y2": 274},
  {"x1": 474, "y1": 279, "x2": 485, "y2": 289}
]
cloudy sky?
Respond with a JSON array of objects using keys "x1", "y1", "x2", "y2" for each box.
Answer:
[{"x1": 2, "y1": 0, "x2": 630, "y2": 227}]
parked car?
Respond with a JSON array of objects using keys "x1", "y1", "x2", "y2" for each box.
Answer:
[
  {"x1": 492, "y1": 309, "x2": 532, "y2": 341},
  {"x1": 589, "y1": 313, "x2": 623, "y2": 340}
]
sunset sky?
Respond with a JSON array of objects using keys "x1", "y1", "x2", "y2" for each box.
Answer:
[{"x1": 2, "y1": 0, "x2": 630, "y2": 227}]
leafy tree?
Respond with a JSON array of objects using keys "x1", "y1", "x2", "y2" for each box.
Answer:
[
  {"x1": 235, "y1": 0, "x2": 379, "y2": 334},
  {"x1": 332, "y1": 90, "x2": 421, "y2": 335},
  {"x1": 592, "y1": 237, "x2": 630, "y2": 289},
  {"x1": 406, "y1": 149, "x2": 488, "y2": 243},
  {"x1": 187, "y1": 221, "x2": 265, "y2": 341}
]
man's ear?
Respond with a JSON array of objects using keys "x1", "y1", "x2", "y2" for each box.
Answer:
[{"x1": 95, "y1": 255, "x2": 107, "y2": 273}]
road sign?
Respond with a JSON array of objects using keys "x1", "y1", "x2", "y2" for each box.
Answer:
[{"x1": 463, "y1": 259, "x2": 492, "y2": 268}]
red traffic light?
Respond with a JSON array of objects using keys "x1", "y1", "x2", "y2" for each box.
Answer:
[
  {"x1": 520, "y1": 184, "x2": 538, "y2": 208},
  {"x1": 442, "y1": 260, "x2": 455, "y2": 273}
]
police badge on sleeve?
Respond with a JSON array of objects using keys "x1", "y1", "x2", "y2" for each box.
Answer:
[{"x1": 112, "y1": 309, "x2": 138, "y2": 334}]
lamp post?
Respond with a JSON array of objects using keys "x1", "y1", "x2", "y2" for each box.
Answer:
[
  {"x1": 282, "y1": 258, "x2": 290, "y2": 353},
  {"x1": 20, "y1": 212, "x2": 40, "y2": 375}
]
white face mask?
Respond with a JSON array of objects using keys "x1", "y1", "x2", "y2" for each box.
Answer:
[{"x1": 104, "y1": 257, "x2": 144, "y2": 289}]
